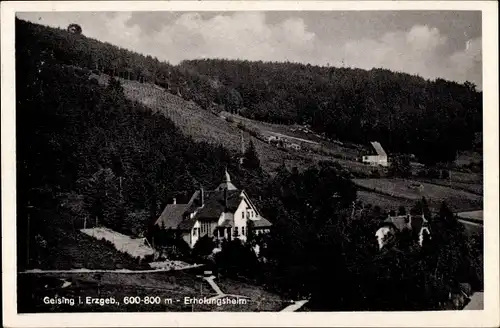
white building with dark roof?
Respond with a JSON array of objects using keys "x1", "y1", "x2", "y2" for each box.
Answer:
[
  {"x1": 375, "y1": 214, "x2": 431, "y2": 250},
  {"x1": 362, "y1": 141, "x2": 389, "y2": 167},
  {"x1": 155, "y1": 169, "x2": 272, "y2": 248}
]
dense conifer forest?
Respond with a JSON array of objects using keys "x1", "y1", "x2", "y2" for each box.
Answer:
[
  {"x1": 16, "y1": 18, "x2": 483, "y2": 311},
  {"x1": 179, "y1": 59, "x2": 482, "y2": 164}
]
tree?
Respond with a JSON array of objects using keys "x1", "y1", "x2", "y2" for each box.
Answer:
[
  {"x1": 215, "y1": 239, "x2": 259, "y2": 276},
  {"x1": 192, "y1": 235, "x2": 216, "y2": 259},
  {"x1": 67, "y1": 24, "x2": 82, "y2": 35},
  {"x1": 389, "y1": 155, "x2": 412, "y2": 178},
  {"x1": 242, "y1": 139, "x2": 261, "y2": 171},
  {"x1": 398, "y1": 206, "x2": 407, "y2": 216},
  {"x1": 81, "y1": 168, "x2": 125, "y2": 230},
  {"x1": 106, "y1": 76, "x2": 124, "y2": 95},
  {"x1": 410, "y1": 197, "x2": 431, "y2": 219}
]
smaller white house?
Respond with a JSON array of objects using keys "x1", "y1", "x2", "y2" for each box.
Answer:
[
  {"x1": 375, "y1": 214, "x2": 431, "y2": 250},
  {"x1": 362, "y1": 141, "x2": 389, "y2": 167}
]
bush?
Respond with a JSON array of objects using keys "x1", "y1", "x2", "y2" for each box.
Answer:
[
  {"x1": 192, "y1": 235, "x2": 216, "y2": 258},
  {"x1": 237, "y1": 121, "x2": 246, "y2": 130}
]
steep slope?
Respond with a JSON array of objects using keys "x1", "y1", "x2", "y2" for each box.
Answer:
[
  {"x1": 93, "y1": 73, "x2": 333, "y2": 173},
  {"x1": 180, "y1": 59, "x2": 482, "y2": 164}
]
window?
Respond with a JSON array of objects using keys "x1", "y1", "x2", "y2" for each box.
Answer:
[
  {"x1": 200, "y1": 222, "x2": 211, "y2": 236},
  {"x1": 234, "y1": 226, "x2": 239, "y2": 236},
  {"x1": 242, "y1": 226, "x2": 245, "y2": 236},
  {"x1": 241, "y1": 212, "x2": 244, "y2": 220}
]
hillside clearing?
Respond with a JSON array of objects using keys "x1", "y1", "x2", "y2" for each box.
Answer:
[
  {"x1": 356, "y1": 190, "x2": 416, "y2": 211},
  {"x1": 354, "y1": 178, "x2": 482, "y2": 212},
  {"x1": 416, "y1": 179, "x2": 483, "y2": 196},
  {"x1": 93, "y1": 74, "x2": 373, "y2": 174},
  {"x1": 94, "y1": 75, "x2": 302, "y2": 172},
  {"x1": 27, "y1": 223, "x2": 150, "y2": 271},
  {"x1": 81, "y1": 227, "x2": 154, "y2": 259}
]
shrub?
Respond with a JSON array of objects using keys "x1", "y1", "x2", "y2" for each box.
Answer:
[
  {"x1": 237, "y1": 121, "x2": 246, "y2": 130},
  {"x1": 192, "y1": 235, "x2": 216, "y2": 258}
]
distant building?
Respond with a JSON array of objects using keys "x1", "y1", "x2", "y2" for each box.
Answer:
[
  {"x1": 362, "y1": 141, "x2": 389, "y2": 167},
  {"x1": 375, "y1": 214, "x2": 431, "y2": 250},
  {"x1": 286, "y1": 143, "x2": 301, "y2": 151},
  {"x1": 155, "y1": 169, "x2": 272, "y2": 248},
  {"x1": 267, "y1": 135, "x2": 281, "y2": 143}
]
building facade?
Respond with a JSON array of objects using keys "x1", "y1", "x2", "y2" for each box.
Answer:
[
  {"x1": 155, "y1": 169, "x2": 272, "y2": 248},
  {"x1": 362, "y1": 141, "x2": 389, "y2": 167},
  {"x1": 375, "y1": 213, "x2": 431, "y2": 250}
]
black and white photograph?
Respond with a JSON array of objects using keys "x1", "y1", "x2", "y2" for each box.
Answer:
[{"x1": 2, "y1": 1, "x2": 499, "y2": 327}]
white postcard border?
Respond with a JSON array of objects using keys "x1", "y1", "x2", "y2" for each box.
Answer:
[{"x1": 2, "y1": 1, "x2": 498, "y2": 327}]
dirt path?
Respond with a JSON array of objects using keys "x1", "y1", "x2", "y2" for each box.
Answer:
[
  {"x1": 20, "y1": 265, "x2": 204, "y2": 274},
  {"x1": 204, "y1": 275, "x2": 224, "y2": 295},
  {"x1": 281, "y1": 300, "x2": 309, "y2": 312}
]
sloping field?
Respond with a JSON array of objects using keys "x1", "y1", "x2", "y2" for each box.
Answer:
[
  {"x1": 445, "y1": 170, "x2": 483, "y2": 184},
  {"x1": 354, "y1": 178, "x2": 482, "y2": 212},
  {"x1": 458, "y1": 220, "x2": 483, "y2": 237},
  {"x1": 94, "y1": 75, "x2": 371, "y2": 174},
  {"x1": 223, "y1": 111, "x2": 362, "y2": 160},
  {"x1": 457, "y1": 210, "x2": 483, "y2": 223},
  {"x1": 81, "y1": 227, "x2": 154, "y2": 259},
  {"x1": 27, "y1": 225, "x2": 150, "y2": 271},
  {"x1": 94, "y1": 75, "x2": 314, "y2": 172},
  {"x1": 18, "y1": 270, "x2": 288, "y2": 312},
  {"x1": 419, "y1": 179, "x2": 483, "y2": 196},
  {"x1": 356, "y1": 190, "x2": 416, "y2": 212}
]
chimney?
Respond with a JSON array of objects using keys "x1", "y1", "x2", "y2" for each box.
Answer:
[
  {"x1": 172, "y1": 197, "x2": 176, "y2": 205},
  {"x1": 200, "y1": 187, "x2": 204, "y2": 207}
]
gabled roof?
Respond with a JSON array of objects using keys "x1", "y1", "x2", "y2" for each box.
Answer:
[
  {"x1": 156, "y1": 190, "x2": 200, "y2": 230},
  {"x1": 251, "y1": 217, "x2": 272, "y2": 228},
  {"x1": 370, "y1": 141, "x2": 387, "y2": 157},
  {"x1": 195, "y1": 190, "x2": 242, "y2": 220},
  {"x1": 157, "y1": 189, "x2": 244, "y2": 230},
  {"x1": 155, "y1": 204, "x2": 189, "y2": 229},
  {"x1": 382, "y1": 214, "x2": 427, "y2": 232},
  {"x1": 177, "y1": 215, "x2": 198, "y2": 230},
  {"x1": 155, "y1": 169, "x2": 268, "y2": 231}
]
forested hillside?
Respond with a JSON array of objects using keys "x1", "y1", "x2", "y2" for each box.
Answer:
[
  {"x1": 16, "y1": 18, "x2": 267, "y2": 269},
  {"x1": 16, "y1": 18, "x2": 482, "y2": 165},
  {"x1": 180, "y1": 59, "x2": 482, "y2": 164}
]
